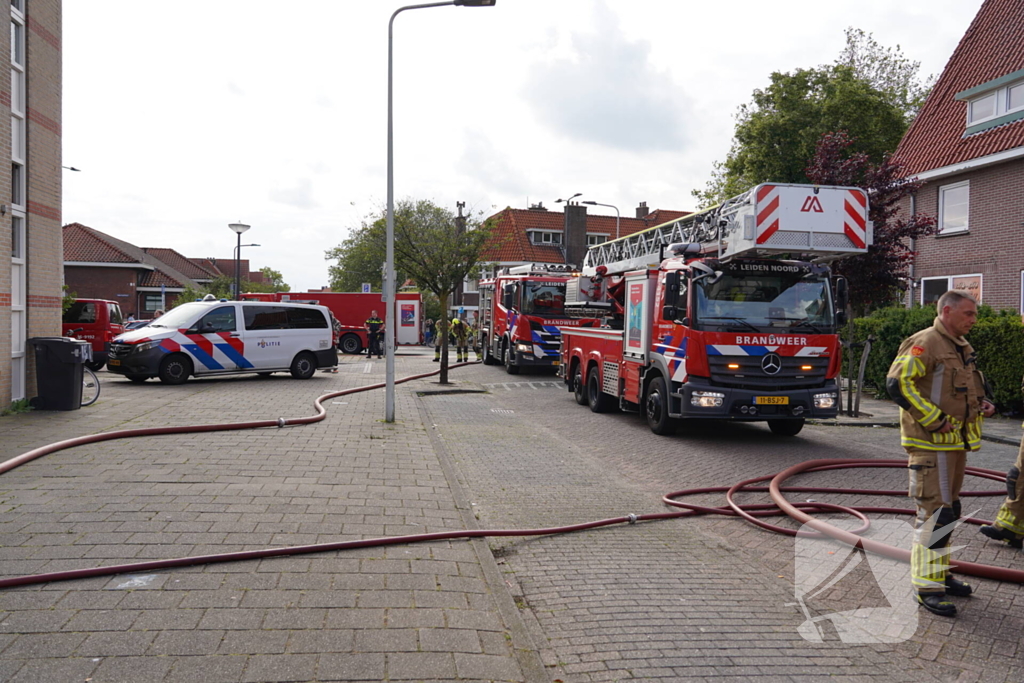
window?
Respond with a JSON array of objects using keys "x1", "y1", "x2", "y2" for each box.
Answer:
[
  {"x1": 63, "y1": 301, "x2": 98, "y2": 324},
  {"x1": 142, "y1": 294, "x2": 164, "y2": 312},
  {"x1": 244, "y1": 305, "x2": 289, "y2": 330},
  {"x1": 529, "y1": 231, "x2": 561, "y2": 245},
  {"x1": 938, "y1": 181, "x2": 969, "y2": 234},
  {"x1": 969, "y1": 93, "x2": 997, "y2": 123},
  {"x1": 587, "y1": 234, "x2": 608, "y2": 246},
  {"x1": 961, "y1": 73, "x2": 1024, "y2": 132},
  {"x1": 108, "y1": 304, "x2": 124, "y2": 325},
  {"x1": 11, "y1": 215, "x2": 22, "y2": 258},
  {"x1": 286, "y1": 307, "x2": 328, "y2": 329},
  {"x1": 920, "y1": 274, "x2": 982, "y2": 306},
  {"x1": 10, "y1": 162, "x2": 22, "y2": 206},
  {"x1": 463, "y1": 276, "x2": 478, "y2": 294},
  {"x1": 195, "y1": 306, "x2": 237, "y2": 333}
]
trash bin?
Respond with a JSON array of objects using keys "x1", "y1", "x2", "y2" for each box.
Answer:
[{"x1": 28, "y1": 337, "x2": 92, "y2": 411}]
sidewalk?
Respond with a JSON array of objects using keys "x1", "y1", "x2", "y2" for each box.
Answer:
[
  {"x1": 820, "y1": 392, "x2": 1023, "y2": 446},
  {"x1": 0, "y1": 348, "x2": 542, "y2": 683}
]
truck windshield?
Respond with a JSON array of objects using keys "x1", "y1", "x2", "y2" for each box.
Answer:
[
  {"x1": 522, "y1": 282, "x2": 566, "y2": 316},
  {"x1": 693, "y1": 268, "x2": 834, "y2": 333}
]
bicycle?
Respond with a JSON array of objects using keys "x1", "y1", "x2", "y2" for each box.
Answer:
[{"x1": 67, "y1": 328, "x2": 101, "y2": 407}]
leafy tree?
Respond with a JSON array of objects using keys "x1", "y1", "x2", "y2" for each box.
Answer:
[
  {"x1": 805, "y1": 130, "x2": 938, "y2": 314},
  {"x1": 252, "y1": 267, "x2": 290, "y2": 293},
  {"x1": 325, "y1": 213, "x2": 401, "y2": 293},
  {"x1": 61, "y1": 285, "x2": 76, "y2": 315},
  {"x1": 693, "y1": 29, "x2": 929, "y2": 208}
]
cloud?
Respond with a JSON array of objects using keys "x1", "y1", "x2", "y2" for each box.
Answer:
[
  {"x1": 523, "y1": 2, "x2": 691, "y2": 153},
  {"x1": 459, "y1": 129, "x2": 533, "y2": 199},
  {"x1": 269, "y1": 178, "x2": 318, "y2": 209}
]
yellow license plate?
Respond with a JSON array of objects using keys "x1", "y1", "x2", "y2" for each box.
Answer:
[
  {"x1": 108, "y1": 359, "x2": 121, "y2": 366},
  {"x1": 754, "y1": 396, "x2": 788, "y2": 405},
  {"x1": 551, "y1": 360, "x2": 560, "y2": 366}
]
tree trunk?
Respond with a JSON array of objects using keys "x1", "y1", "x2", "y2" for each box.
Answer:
[{"x1": 439, "y1": 291, "x2": 451, "y2": 384}]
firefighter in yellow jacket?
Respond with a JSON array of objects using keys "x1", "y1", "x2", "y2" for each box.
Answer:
[
  {"x1": 886, "y1": 290, "x2": 995, "y2": 618},
  {"x1": 979, "y1": 375, "x2": 1024, "y2": 549}
]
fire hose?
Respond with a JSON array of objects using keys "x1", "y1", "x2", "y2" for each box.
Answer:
[{"x1": 2, "y1": 362, "x2": 1024, "y2": 590}]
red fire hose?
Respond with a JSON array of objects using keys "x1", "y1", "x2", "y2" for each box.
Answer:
[{"x1": 1, "y1": 363, "x2": 1022, "y2": 590}]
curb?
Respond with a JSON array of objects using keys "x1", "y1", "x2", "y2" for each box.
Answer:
[{"x1": 809, "y1": 419, "x2": 1021, "y2": 447}]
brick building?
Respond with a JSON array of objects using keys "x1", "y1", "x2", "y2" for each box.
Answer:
[
  {"x1": 63, "y1": 222, "x2": 269, "y2": 318},
  {"x1": 454, "y1": 201, "x2": 687, "y2": 321},
  {"x1": 0, "y1": 1, "x2": 62, "y2": 405},
  {"x1": 894, "y1": 0, "x2": 1024, "y2": 310}
]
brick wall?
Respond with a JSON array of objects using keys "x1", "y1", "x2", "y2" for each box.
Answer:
[
  {"x1": 907, "y1": 158, "x2": 1024, "y2": 311},
  {"x1": 65, "y1": 266, "x2": 145, "y2": 318}
]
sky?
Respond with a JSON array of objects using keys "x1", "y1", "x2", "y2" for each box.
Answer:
[{"x1": 62, "y1": 0, "x2": 985, "y2": 292}]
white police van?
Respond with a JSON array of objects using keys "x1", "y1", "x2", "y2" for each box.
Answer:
[{"x1": 106, "y1": 296, "x2": 338, "y2": 384}]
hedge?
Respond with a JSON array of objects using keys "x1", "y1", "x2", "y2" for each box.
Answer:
[{"x1": 846, "y1": 305, "x2": 1024, "y2": 414}]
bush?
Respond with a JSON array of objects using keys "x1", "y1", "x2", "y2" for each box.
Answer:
[{"x1": 846, "y1": 305, "x2": 1024, "y2": 414}]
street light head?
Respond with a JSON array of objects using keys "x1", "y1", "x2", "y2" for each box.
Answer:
[
  {"x1": 453, "y1": 0, "x2": 496, "y2": 5},
  {"x1": 555, "y1": 192, "x2": 582, "y2": 204},
  {"x1": 228, "y1": 222, "x2": 251, "y2": 235}
]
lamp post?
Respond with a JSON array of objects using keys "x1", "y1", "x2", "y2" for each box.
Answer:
[
  {"x1": 233, "y1": 243, "x2": 261, "y2": 299},
  {"x1": 581, "y1": 201, "x2": 620, "y2": 240},
  {"x1": 228, "y1": 223, "x2": 250, "y2": 301},
  {"x1": 385, "y1": 0, "x2": 496, "y2": 423}
]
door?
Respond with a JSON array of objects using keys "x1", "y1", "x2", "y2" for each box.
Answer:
[
  {"x1": 396, "y1": 300, "x2": 420, "y2": 345},
  {"x1": 186, "y1": 304, "x2": 247, "y2": 372},
  {"x1": 241, "y1": 305, "x2": 289, "y2": 369}
]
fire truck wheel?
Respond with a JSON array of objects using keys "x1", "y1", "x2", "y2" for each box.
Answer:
[
  {"x1": 768, "y1": 418, "x2": 805, "y2": 437},
  {"x1": 482, "y1": 341, "x2": 498, "y2": 366},
  {"x1": 587, "y1": 369, "x2": 614, "y2": 413},
  {"x1": 644, "y1": 376, "x2": 676, "y2": 435},
  {"x1": 572, "y1": 364, "x2": 588, "y2": 405},
  {"x1": 158, "y1": 354, "x2": 192, "y2": 385},
  {"x1": 340, "y1": 334, "x2": 362, "y2": 355},
  {"x1": 503, "y1": 344, "x2": 520, "y2": 375},
  {"x1": 290, "y1": 352, "x2": 317, "y2": 379}
]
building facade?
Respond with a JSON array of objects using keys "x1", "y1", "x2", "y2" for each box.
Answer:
[
  {"x1": 894, "y1": 0, "x2": 1024, "y2": 311},
  {"x1": 1, "y1": 0, "x2": 62, "y2": 405}
]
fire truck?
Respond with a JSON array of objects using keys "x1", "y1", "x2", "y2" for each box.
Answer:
[
  {"x1": 559, "y1": 183, "x2": 871, "y2": 436},
  {"x1": 477, "y1": 263, "x2": 602, "y2": 374}
]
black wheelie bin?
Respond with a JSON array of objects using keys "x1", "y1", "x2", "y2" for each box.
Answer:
[{"x1": 28, "y1": 337, "x2": 91, "y2": 410}]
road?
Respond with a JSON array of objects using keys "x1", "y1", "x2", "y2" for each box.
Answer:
[{"x1": 423, "y1": 363, "x2": 1024, "y2": 683}]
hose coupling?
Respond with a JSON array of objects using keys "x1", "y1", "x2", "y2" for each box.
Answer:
[
  {"x1": 627, "y1": 513, "x2": 638, "y2": 524},
  {"x1": 277, "y1": 418, "x2": 286, "y2": 428}
]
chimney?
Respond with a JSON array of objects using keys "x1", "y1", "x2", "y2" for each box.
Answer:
[
  {"x1": 562, "y1": 203, "x2": 587, "y2": 269},
  {"x1": 635, "y1": 201, "x2": 649, "y2": 219}
]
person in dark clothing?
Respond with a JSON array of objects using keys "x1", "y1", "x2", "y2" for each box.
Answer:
[{"x1": 365, "y1": 310, "x2": 384, "y2": 359}]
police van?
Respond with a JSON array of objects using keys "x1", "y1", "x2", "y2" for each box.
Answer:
[{"x1": 106, "y1": 296, "x2": 338, "y2": 384}]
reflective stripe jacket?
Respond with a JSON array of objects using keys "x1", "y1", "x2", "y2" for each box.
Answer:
[{"x1": 886, "y1": 318, "x2": 987, "y2": 451}]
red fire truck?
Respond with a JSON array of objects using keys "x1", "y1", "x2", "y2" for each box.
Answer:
[
  {"x1": 241, "y1": 291, "x2": 422, "y2": 354},
  {"x1": 560, "y1": 183, "x2": 870, "y2": 436},
  {"x1": 477, "y1": 263, "x2": 602, "y2": 374}
]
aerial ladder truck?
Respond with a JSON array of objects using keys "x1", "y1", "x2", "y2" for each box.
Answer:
[{"x1": 559, "y1": 183, "x2": 871, "y2": 436}]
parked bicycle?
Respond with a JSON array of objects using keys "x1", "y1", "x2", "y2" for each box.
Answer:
[{"x1": 66, "y1": 328, "x2": 101, "y2": 407}]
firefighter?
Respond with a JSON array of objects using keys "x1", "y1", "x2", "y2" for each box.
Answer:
[
  {"x1": 451, "y1": 317, "x2": 471, "y2": 362},
  {"x1": 886, "y1": 290, "x2": 996, "y2": 617},
  {"x1": 979, "y1": 377, "x2": 1024, "y2": 549},
  {"x1": 364, "y1": 310, "x2": 384, "y2": 359}
]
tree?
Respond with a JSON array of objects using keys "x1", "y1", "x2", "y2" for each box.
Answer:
[
  {"x1": 324, "y1": 213, "x2": 402, "y2": 293},
  {"x1": 693, "y1": 29, "x2": 929, "y2": 208},
  {"x1": 805, "y1": 130, "x2": 938, "y2": 313},
  {"x1": 255, "y1": 267, "x2": 290, "y2": 293}
]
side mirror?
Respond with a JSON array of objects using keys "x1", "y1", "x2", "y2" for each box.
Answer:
[
  {"x1": 662, "y1": 306, "x2": 678, "y2": 320},
  {"x1": 836, "y1": 310, "x2": 848, "y2": 326},
  {"x1": 834, "y1": 277, "x2": 849, "y2": 311}
]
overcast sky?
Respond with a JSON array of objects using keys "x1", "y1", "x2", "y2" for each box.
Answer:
[{"x1": 63, "y1": 0, "x2": 984, "y2": 292}]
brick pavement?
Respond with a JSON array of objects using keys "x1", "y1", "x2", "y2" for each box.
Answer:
[
  {"x1": 423, "y1": 363, "x2": 1024, "y2": 682},
  {"x1": 0, "y1": 351, "x2": 538, "y2": 683}
]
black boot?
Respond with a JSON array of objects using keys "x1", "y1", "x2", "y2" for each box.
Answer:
[
  {"x1": 945, "y1": 575, "x2": 973, "y2": 597},
  {"x1": 980, "y1": 524, "x2": 1024, "y2": 548},
  {"x1": 916, "y1": 593, "x2": 957, "y2": 617}
]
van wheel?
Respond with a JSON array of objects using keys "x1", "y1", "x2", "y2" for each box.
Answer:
[
  {"x1": 158, "y1": 354, "x2": 192, "y2": 385},
  {"x1": 572, "y1": 363, "x2": 588, "y2": 405},
  {"x1": 768, "y1": 418, "x2": 805, "y2": 437},
  {"x1": 340, "y1": 334, "x2": 361, "y2": 355},
  {"x1": 644, "y1": 376, "x2": 676, "y2": 436},
  {"x1": 587, "y1": 369, "x2": 614, "y2": 413},
  {"x1": 86, "y1": 360, "x2": 105, "y2": 372},
  {"x1": 290, "y1": 352, "x2": 317, "y2": 379}
]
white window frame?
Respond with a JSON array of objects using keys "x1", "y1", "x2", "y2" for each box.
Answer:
[
  {"x1": 463, "y1": 275, "x2": 478, "y2": 294},
  {"x1": 938, "y1": 181, "x2": 969, "y2": 235},
  {"x1": 529, "y1": 230, "x2": 562, "y2": 245},
  {"x1": 920, "y1": 273, "x2": 983, "y2": 306},
  {"x1": 967, "y1": 79, "x2": 1024, "y2": 126},
  {"x1": 586, "y1": 233, "x2": 608, "y2": 246}
]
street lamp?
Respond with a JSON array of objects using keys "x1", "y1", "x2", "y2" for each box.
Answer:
[
  {"x1": 554, "y1": 192, "x2": 582, "y2": 205},
  {"x1": 385, "y1": 0, "x2": 496, "y2": 423},
  {"x1": 228, "y1": 222, "x2": 250, "y2": 301},
  {"x1": 581, "y1": 200, "x2": 621, "y2": 240}
]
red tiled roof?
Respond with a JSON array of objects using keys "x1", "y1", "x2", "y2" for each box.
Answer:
[
  {"x1": 144, "y1": 248, "x2": 218, "y2": 280},
  {"x1": 63, "y1": 223, "x2": 137, "y2": 263},
  {"x1": 480, "y1": 206, "x2": 691, "y2": 263},
  {"x1": 894, "y1": 0, "x2": 1024, "y2": 176}
]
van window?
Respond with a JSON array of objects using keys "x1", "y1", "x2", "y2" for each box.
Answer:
[
  {"x1": 108, "y1": 304, "x2": 123, "y2": 325},
  {"x1": 194, "y1": 306, "x2": 237, "y2": 333},
  {"x1": 64, "y1": 301, "x2": 98, "y2": 324},
  {"x1": 244, "y1": 305, "x2": 289, "y2": 331},
  {"x1": 287, "y1": 307, "x2": 328, "y2": 329}
]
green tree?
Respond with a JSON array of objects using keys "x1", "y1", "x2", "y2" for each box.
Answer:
[
  {"x1": 250, "y1": 267, "x2": 290, "y2": 293},
  {"x1": 693, "y1": 29, "x2": 928, "y2": 208},
  {"x1": 324, "y1": 212, "x2": 401, "y2": 293}
]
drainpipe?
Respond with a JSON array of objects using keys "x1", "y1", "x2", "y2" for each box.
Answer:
[{"x1": 908, "y1": 193, "x2": 917, "y2": 308}]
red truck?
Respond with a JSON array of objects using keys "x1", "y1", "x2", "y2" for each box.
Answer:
[
  {"x1": 560, "y1": 183, "x2": 870, "y2": 437},
  {"x1": 477, "y1": 264, "x2": 602, "y2": 374},
  {"x1": 241, "y1": 291, "x2": 422, "y2": 354},
  {"x1": 62, "y1": 298, "x2": 126, "y2": 371}
]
